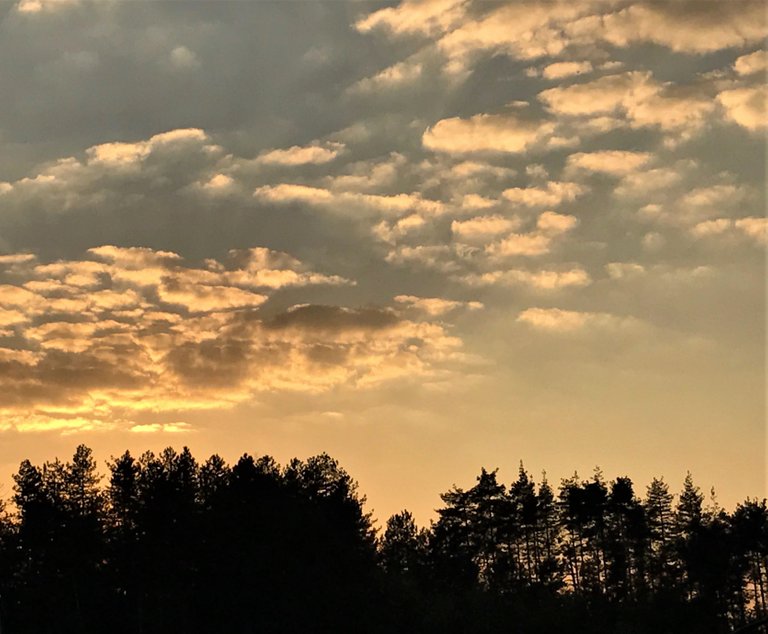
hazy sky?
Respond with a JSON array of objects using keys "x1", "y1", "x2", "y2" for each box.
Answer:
[{"x1": 0, "y1": 0, "x2": 765, "y2": 524}]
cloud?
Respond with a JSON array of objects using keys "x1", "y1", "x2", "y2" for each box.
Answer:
[
  {"x1": 15, "y1": 0, "x2": 79, "y2": 13},
  {"x1": 734, "y1": 50, "x2": 768, "y2": 76},
  {"x1": 735, "y1": 217, "x2": 768, "y2": 244},
  {"x1": 158, "y1": 282, "x2": 268, "y2": 313},
  {"x1": 426, "y1": 210, "x2": 581, "y2": 267},
  {"x1": 624, "y1": 169, "x2": 758, "y2": 229},
  {"x1": 356, "y1": 1, "x2": 767, "y2": 82},
  {"x1": 590, "y1": 1, "x2": 767, "y2": 54},
  {"x1": 451, "y1": 215, "x2": 519, "y2": 242},
  {"x1": 517, "y1": 307, "x2": 640, "y2": 332},
  {"x1": 254, "y1": 184, "x2": 444, "y2": 217},
  {"x1": 384, "y1": 245, "x2": 459, "y2": 272},
  {"x1": 423, "y1": 113, "x2": 555, "y2": 154},
  {"x1": 681, "y1": 184, "x2": 746, "y2": 211},
  {"x1": 541, "y1": 61, "x2": 593, "y2": 80},
  {"x1": 349, "y1": 61, "x2": 424, "y2": 94},
  {"x1": 536, "y1": 211, "x2": 578, "y2": 234},
  {"x1": 690, "y1": 219, "x2": 732, "y2": 239},
  {"x1": 373, "y1": 214, "x2": 428, "y2": 244},
  {"x1": 434, "y1": 2, "x2": 593, "y2": 73},
  {"x1": 717, "y1": 85, "x2": 768, "y2": 132},
  {"x1": 566, "y1": 151, "x2": 652, "y2": 176},
  {"x1": 202, "y1": 174, "x2": 235, "y2": 190},
  {"x1": 605, "y1": 262, "x2": 645, "y2": 280},
  {"x1": 0, "y1": 246, "x2": 475, "y2": 432},
  {"x1": 354, "y1": 0, "x2": 467, "y2": 37},
  {"x1": 0, "y1": 128, "x2": 223, "y2": 214},
  {"x1": 539, "y1": 72, "x2": 715, "y2": 137},
  {"x1": 394, "y1": 295, "x2": 483, "y2": 316},
  {"x1": 691, "y1": 217, "x2": 768, "y2": 246},
  {"x1": 169, "y1": 46, "x2": 200, "y2": 71},
  {"x1": 614, "y1": 163, "x2": 692, "y2": 201},
  {"x1": 486, "y1": 233, "x2": 552, "y2": 257},
  {"x1": 459, "y1": 267, "x2": 590, "y2": 290},
  {"x1": 502, "y1": 182, "x2": 586, "y2": 208},
  {"x1": 255, "y1": 142, "x2": 345, "y2": 166},
  {"x1": 130, "y1": 422, "x2": 193, "y2": 434},
  {"x1": 320, "y1": 152, "x2": 407, "y2": 193}
]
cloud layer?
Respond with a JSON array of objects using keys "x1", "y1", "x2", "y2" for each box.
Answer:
[{"x1": 0, "y1": 246, "x2": 475, "y2": 432}]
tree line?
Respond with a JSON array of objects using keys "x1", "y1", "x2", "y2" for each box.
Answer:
[{"x1": 0, "y1": 444, "x2": 764, "y2": 633}]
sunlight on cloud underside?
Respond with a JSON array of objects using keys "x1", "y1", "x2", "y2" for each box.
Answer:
[{"x1": 0, "y1": 247, "x2": 479, "y2": 433}]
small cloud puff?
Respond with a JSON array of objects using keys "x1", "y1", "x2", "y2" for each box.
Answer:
[
  {"x1": 255, "y1": 142, "x2": 345, "y2": 166},
  {"x1": 517, "y1": 307, "x2": 641, "y2": 332},
  {"x1": 394, "y1": 295, "x2": 483, "y2": 316},
  {"x1": 423, "y1": 113, "x2": 555, "y2": 154}
]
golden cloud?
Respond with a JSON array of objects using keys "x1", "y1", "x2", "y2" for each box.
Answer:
[{"x1": 0, "y1": 246, "x2": 472, "y2": 433}]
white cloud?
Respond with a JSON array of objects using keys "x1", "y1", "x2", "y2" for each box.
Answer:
[
  {"x1": 130, "y1": 422, "x2": 193, "y2": 434},
  {"x1": 735, "y1": 217, "x2": 768, "y2": 244},
  {"x1": 536, "y1": 210, "x2": 578, "y2": 234},
  {"x1": 356, "y1": 0, "x2": 768, "y2": 80},
  {"x1": 254, "y1": 184, "x2": 444, "y2": 217},
  {"x1": 460, "y1": 268, "x2": 590, "y2": 290},
  {"x1": 451, "y1": 215, "x2": 519, "y2": 242},
  {"x1": 202, "y1": 173, "x2": 235, "y2": 190},
  {"x1": 539, "y1": 72, "x2": 715, "y2": 137},
  {"x1": 566, "y1": 150, "x2": 652, "y2": 176},
  {"x1": 502, "y1": 181, "x2": 586, "y2": 208},
  {"x1": 690, "y1": 218, "x2": 733, "y2": 238},
  {"x1": 350, "y1": 61, "x2": 423, "y2": 94},
  {"x1": 16, "y1": 0, "x2": 78, "y2": 13},
  {"x1": 691, "y1": 217, "x2": 768, "y2": 245},
  {"x1": 394, "y1": 295, "x2": 483, "y2": 316},
  {"x1": 681, "y1": 184, "x2": 746, "y2": 210},
  {"x1": 255, "y1": 142, "x2": 345, "y2": 166},
  {"x1": 355, "y1": 0, "x2": 467, "y2": 37},
  {"x1": 592, "y1": 2, "x2": 768, "y2": 54},
  {"x1": 717, "y1": 85, "x2": 768, "y2": 132},
  {"x1": 734, "y1": 50, "x2": 768, "y2": 76},
  {"x1": 605, "y1": 262, "x2": 645, "y2": 280},
  {"x1": 542, "y1": 61, "x2": 593, "y2": 80},
  {"x1": 517, "y1": 307, "x2": 640, "y2": 332},
  {"x1": 450, "y1": 161, "x2": 516, "y2": 179},
  {"x1": 435, "y1": 2, "x2": 594, "y2": 74},
  {"x1": 614, "y1": 165, "x2": 688, "y2": 201},
  {"x1": 385, "y1": 245, "x2": 458, "y2": 272},
  {"x1": 169, "y1": 46, "x2": 200, "y2": 70},
  {"x1": 158, "y1": 283, "x2": 268, "y2": 313},
  {"x1": 487, "y1": 233, "x2": 553, "y2": 257},
  {"x1": 423, "y1": 113, "x2": 555, "y2": 154}
]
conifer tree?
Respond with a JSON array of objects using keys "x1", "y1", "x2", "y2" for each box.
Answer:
[{"x1": 645, "y1": 477, "x2": 676, "y2": 592}]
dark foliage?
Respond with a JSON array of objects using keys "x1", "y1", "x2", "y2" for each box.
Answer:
[{"x1": 0, "y1": 445, "x2": 765, "y2": 633}]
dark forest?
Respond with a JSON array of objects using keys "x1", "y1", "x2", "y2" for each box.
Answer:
[{"x1": 0, "y1": 445, "x2": 765, "y2": 633}]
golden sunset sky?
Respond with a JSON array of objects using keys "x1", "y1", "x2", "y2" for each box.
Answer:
[{"x1": 0, "y1": 0, "x2": 765, "y2": 524}]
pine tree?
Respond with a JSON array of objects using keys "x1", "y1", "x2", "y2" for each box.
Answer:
[
  {"x1": 676, "y1": 472, "x2": 705, "y2": 600},
  {"x1": 380, "y1": 510, "x2": 428, "y2": 576},
  {"x1": 536, "y1": 472, "x2": 562, "y2": 592},
  {"x1": 509, "y1": 463, "x2": 539, "y2": 586},
  {"x1": 645, "y1": 477, "x2": 676, "y2": 592},
  {"x1": 732, "y1": 499, "x2": 768, "y2": 621}
]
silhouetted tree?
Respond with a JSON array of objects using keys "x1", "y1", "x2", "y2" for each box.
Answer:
[
  {"x1": 381, "y1": 510, "x2": 428, "y2": 576},
  {"x1": 645, "y1": 477, "x2": 677, "y2": 593},
  {"x1": 0, "y1": 445, "x2": 766, "y2": 634},
  {"x1": 732, "y1": 500, "x2": 768, "y2": 622}
]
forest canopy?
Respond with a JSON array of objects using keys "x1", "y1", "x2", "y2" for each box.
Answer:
[{"x1": 0, "y1": 445, "x2": 765, "y2": 634}]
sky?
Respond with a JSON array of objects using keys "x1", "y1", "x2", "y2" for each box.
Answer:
[{"x1": 0, "y1": 0, "x2": 765, "y2": 525}]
